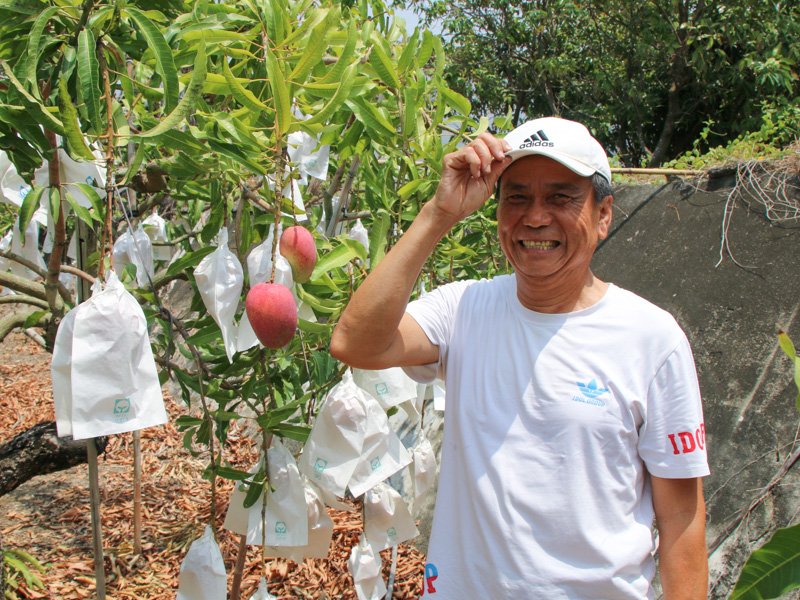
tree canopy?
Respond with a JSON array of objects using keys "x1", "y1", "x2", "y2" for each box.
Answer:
[{"x1": 413, "y1": 0, "x2": 800, "y2": 167}]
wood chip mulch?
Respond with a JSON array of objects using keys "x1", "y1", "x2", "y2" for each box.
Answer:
[{"x1": 0, "y1": 329, "x2": 425, "y2": 599}]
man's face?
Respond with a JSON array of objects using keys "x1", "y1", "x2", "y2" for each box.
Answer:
[{"x1": 496, "y1": 155, "x2": 613, "y2": 283}]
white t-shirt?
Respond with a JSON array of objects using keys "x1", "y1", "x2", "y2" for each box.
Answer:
[{"x1": 405, "y1": 275, "x2": 709, "y2": 600}]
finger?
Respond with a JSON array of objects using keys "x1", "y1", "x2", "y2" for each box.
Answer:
[
  {"x1": 475, "y1": 132, "x2": 512, "y2": 161},
  {"x1": 470, "y1": 141, "x2": 495, "y2": 176}
]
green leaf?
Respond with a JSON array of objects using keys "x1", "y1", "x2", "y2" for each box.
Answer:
[
  {"x1": 297, "y1": 317, "x2": 331, "y2": 334},
  {"x1": 23, "y1": 6, "x2": 60, "y2": 85},
  {"x1": 418, "y1": 30, "x2": 434, "y2": 66},
  {"x1": 57, "y1": 78, "x2": 96, "y2": 162},
  {"x1": 17, "y1": 185, "x2": 44, "y2": 240},
  {"x1": 369, "y1": 38, "x2": 400, "y2": 89},
  {"x1": 368, "y1": 209, "x2": 391, "y2": 267},
  {"x1": 185, "y1": 321, "x2": 222, "y2": 346},
  {"x1": 137, "y1": 37, "x2": 206, "y2": 138},
  {"x1": 121, "y1": 143, "x2": 146, "y2": 186},
  {"x1": 65, "y1": 191, "x2": 95, "y2": 226},
  {"x1": 397, "y1": 178, "x2": 429, "y2": 199},
  {"x1": 265, "y1": 46, "x2": 292, "y2": 137},
  {"x1": 778, "y1": 330, "x2": 796, "y2": 360},
  {"x1": 309, "y1": 241, "x2": 361, "y2": 281},
  {"x1": 311, "y1": 350, "x2": 337, "y2": 387},
  {"x1": 222, "y1": 58, "x2": 269, "y2": 112},
  {"x1": 319, "y1": 19, "x2": 357, "y2": 84},
  {"x1": 304, "y1": 62, "x2": 358, "y2": 126},
  {"x1": 397, "y1": 28, "x2": 419, "y2": 75},
  {"x1": 215, "y1": 465, "x2": 252, "y2": 481},
  {"x1": 0, "y1": 60, "x2": 64, "y2": 135},
  {"x1": 288, "y1": 16, "x2": 333, "y2": 85},
  {"x1": 175, "y1": 415, "x2": 204, "y2": 429},
  {"x1": 208, "y1": 139, "x2": 267, "y2": 175},
  {"x1": 346, "y1": 96, "x2": 396, "y2": 138},
  {"x1": 77, "y1": 29, "x2": 102, "y2": 134},
  {"x1": 23, "y1": 310, "x2": 46, "y2": 329},
  {"x1": 165, "y1": 246, "x2": 215, "y2": 276},
  {"x1": 125, "y1": 8, "x2": 180, "y2": 114},
  {"x1": 73, "y1": 183, "x2": 104, "y2": 218},
  {"x1": 267, "y1": 423, "x2": 311, "y2": 443},
  {"x1": 729, "y1": 522, "x2": 800, "y2": 600},
  {"x1": 437, "y1": 80, "x2": 471, "y2": 116},
  {"x1": 48, "y1": 185, "x2": 61, "y2": 224},
  {"x1": 242, "y1": 478, "x2": 265, "y2": 509}
]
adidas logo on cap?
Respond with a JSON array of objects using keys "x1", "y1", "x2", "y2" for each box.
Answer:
[{"x1": 519, "y1": 130, "x2": 554, "y2": 149}]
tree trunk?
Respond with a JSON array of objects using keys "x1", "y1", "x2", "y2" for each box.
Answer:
[{"x1": 0, "y1": 422, "x2": 107, "y2": 497}]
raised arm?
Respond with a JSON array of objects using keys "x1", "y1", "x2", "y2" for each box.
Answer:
[{"x1": 330, "y1": 133, "x2": 512, "y2": 370}]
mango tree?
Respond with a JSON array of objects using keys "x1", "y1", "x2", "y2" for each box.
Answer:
[{"x1": 0, "y1": 0, "x2": 508, "y2": 592}]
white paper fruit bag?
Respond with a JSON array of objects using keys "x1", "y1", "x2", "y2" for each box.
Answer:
[
  {"x1": 264, "y1": 477, "x2": 334, "y2": 562},
  {"x1": 142, "y1": 211, "x2": 171, "y2": 261},
  {"x1": 194, "y1": 228, "x2": 243, "y2": 362},
  {"x1": 51, "y1": 305, "x2": 80, "y2": 437},
  {"x1": 56, "y1": 272, "x2": 166, "y2": 440},
  {"x1": 410, "y1": 433, "x2": 438, "y2": 513},
  {"x1": 353, "y1": 367, "x2": 418, "y2": 410},
  {"x1": 224, "y1": 441, "x2": 308, "y2": 548},
  {"x1": 176, "y1": 525, "x2": 227, "y2": 600},
  {"x1": 348, "y1": 394, "x2": 412, "y2": 498},
  {"x1": 298, "y1": 370, "x2": 369, "y2": 497},
  {"x1": 363, "y1": 482, "x2": 419, "y2": 551},
  {"x1": 348, "y1": 535, "x2": 387, "y2": 600}
]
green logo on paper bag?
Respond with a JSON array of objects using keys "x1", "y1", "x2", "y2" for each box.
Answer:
[
  {"x1": 113, "y1": 398, "x2": 131, "y2": 423},
  {"x1": 314, "y1": 458, "x2": 328, "y2": 479},
  {"x1": 370, "y1": 456, "x2": 381, "y2": 471},
  {"x1": 387, "y1": 527, "x2": 397, "y2": 538},
  {"x1": 375, "y1": 383, "x2": 388, "y2": 396},
  {"x1": 275, "y1": 521, "x2": 287, "y2": 534}
]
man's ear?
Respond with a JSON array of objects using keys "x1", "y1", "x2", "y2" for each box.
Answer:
[{"x1": 597, "y1": 195, "x2": 614, "y2": 239}]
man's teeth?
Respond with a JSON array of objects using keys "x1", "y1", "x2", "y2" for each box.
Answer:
[{"x1": 521, "y1": 240, "x2": 558, "y2": 250}]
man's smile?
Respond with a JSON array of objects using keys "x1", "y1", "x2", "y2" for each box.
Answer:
[{"x1": 520, "y1": 240, "x2": 560, "y2": 250}]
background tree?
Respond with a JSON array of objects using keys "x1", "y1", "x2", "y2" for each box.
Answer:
[{"x1": 412, "y1": 0, "x2": 800, "y2": 167}]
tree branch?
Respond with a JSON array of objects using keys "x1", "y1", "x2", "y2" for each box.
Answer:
[
  {"x1": 0, "y1": 271, "x2": 48, "y2": 301},
  {"x1": 0, "y1": 309, "x2": 51, "y2": 343},
  {"x1": 0, "y1": 295, "x2": 50, "y2": 310},
  {"x1": 0, "y1": 250, "x2": 72, "y2": 305}
]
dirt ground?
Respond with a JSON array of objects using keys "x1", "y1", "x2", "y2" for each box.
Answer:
[{"x1": 0, "y1": 305, "x2": 425, "y2": 599}]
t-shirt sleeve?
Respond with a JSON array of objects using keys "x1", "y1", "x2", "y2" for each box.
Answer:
[
  {"x1": 401, "y1": 280, "x2": 474, "y2": 384},
  {"x1": 638, "y1": 334, "x2": 710, "y2": 478}
]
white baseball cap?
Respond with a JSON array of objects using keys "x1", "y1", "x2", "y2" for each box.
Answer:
[{"x1": 503, "y1": 117, "x2": 612, "y2": 183}]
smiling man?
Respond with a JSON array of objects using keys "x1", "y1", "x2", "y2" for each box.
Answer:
[{"x1": 330, "y1": 117, "x2": 709, "y2": 600}]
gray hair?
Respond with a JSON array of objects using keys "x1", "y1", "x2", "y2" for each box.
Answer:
[{"x1": 591, "y1": 173, "x2": 614, "y2": 203}]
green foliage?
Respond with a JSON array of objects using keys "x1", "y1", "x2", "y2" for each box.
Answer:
[
  {"x1": 666, "y1": 102, "x2": 800, "y2": 171},
  {"x1": 3, "y1": 548, "x2": 48, "y2": 600},
  {"x1": 410, "y1": 0, "x2": 800, "y2": 167},
  {"x1": 729, "y1": 523, "x2": 800, "y2": 600}
]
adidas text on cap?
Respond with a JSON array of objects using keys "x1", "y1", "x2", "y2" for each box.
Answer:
[{"x1": 503, "y1": 117, "x2": 612, "y2": 183}]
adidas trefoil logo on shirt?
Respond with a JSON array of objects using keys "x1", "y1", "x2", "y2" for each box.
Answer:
[{"x1": 519, "y1": 129, "x2": 554, "y2": 149}]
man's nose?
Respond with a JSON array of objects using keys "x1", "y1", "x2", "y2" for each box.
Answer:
[{"x1": 523, "y1": 199, "x2": 552, "y2": 228}]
